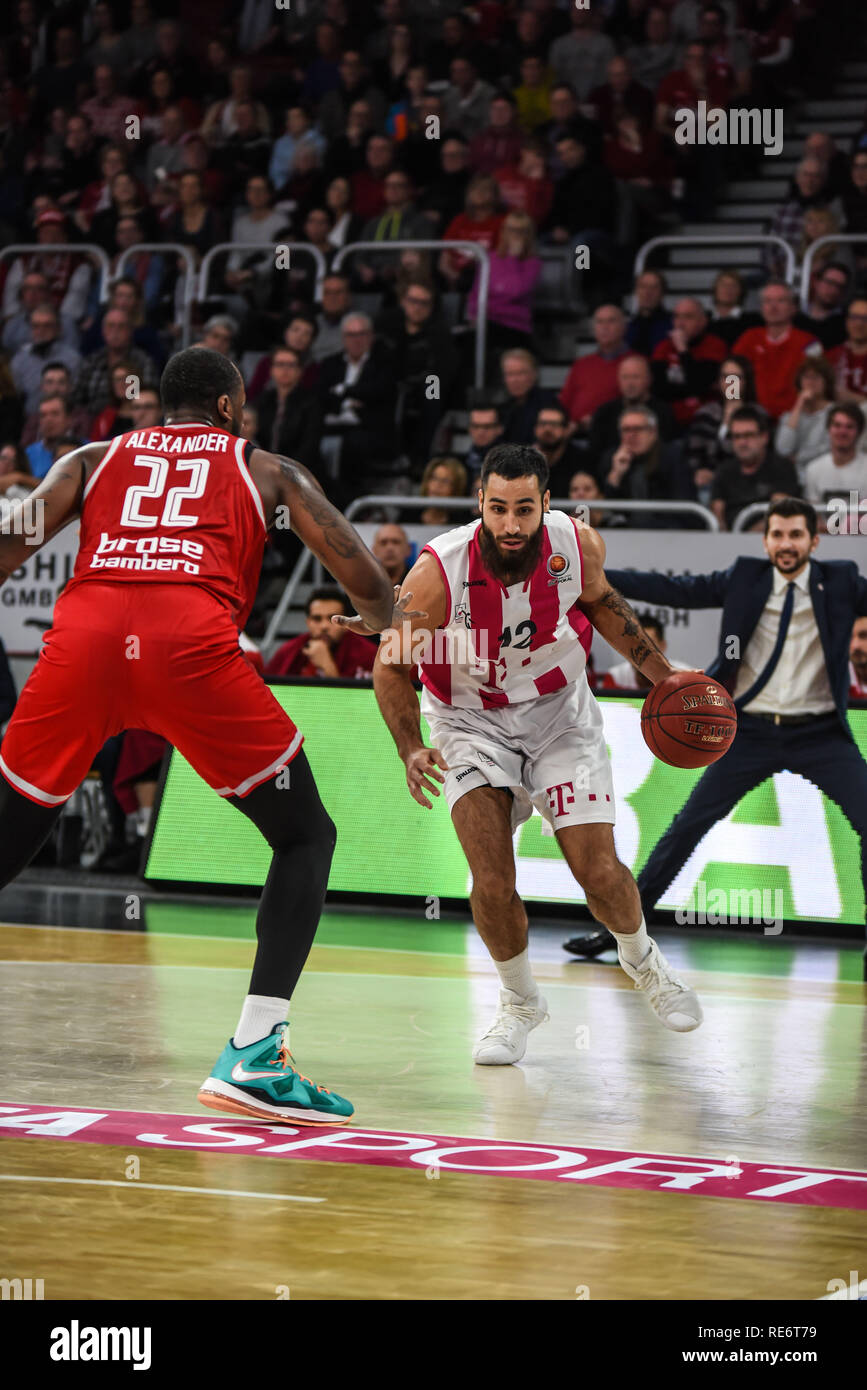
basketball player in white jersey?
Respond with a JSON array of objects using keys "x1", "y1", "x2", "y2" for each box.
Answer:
[{"x1": 338, "y1": 444, "x2": 703, "y2": 1063}]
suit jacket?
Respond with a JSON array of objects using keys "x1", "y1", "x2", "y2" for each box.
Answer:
[
  {"x1": 605, "y1": 556, "x2": 867, "y2": 742},
  {"x1": 318, "y1": 343, "x2": 397, "y2": 444},
  {"x1": 255, "y1": 385, "x2": 322, "y2": 473}
]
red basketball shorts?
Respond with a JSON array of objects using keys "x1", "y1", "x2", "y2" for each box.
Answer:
[{"x1": 0, "y1": 581, "x2": 303, "y2": 807}]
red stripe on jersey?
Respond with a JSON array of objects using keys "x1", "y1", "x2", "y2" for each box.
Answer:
[
  {"x1": 418, "y1": 543, "x2": 453, "y2": 705},
  {"x1": 420, "y1": 543, "x2": 452, "y2": 618},
  {"x1": 525, "y1": 525, "x2": 560, "y2": 654},
  {"x1": 566, "y1": 519, "x2": 592, "y2": 658},
  {"x1": 467, "y1": 528, "x2": 508, "y2": 703},
  {"x1": 534, "y1": 666, "x2": 567, "y2": 697}
]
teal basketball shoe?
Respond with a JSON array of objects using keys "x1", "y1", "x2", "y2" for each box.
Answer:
[{"x1": 198, "y1": 1023, "x2": 354, "y2": 1125}]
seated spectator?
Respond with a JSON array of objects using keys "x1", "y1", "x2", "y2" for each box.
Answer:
[
  {"x1": 548, "y1": 7, "x2": 615, "y2": 102},
  {"x1": 733, "y1": 281, "x2": 821, "y2": 419},
  {"x1": 77, "y1": 142, "x2": 130, "y2": 233},
  {"x1": 418, "y1": 456, "x2": 468, "y2": 526},
  {"x1": 654, "y1": 41, "x2": 729, "y2": 218},
  {"x1": 81, "y1": 63, "x2": 136, "y2": 145},
  {"x1": 90, "y1": 362, "x2": 138, "y2": 440},
  {"x1": 842, "y1": 150, "x2": 867, "y2": 240},
  {"x1": 214, "y1": 100, "x2": 272, "y2": 201},
  {"x1": 2, "y1": 271, "x2": 78, "y2": 358},
  {"x1": 763, "y1": 157, "x2": 836, "y2": 278},
  {"x1": 224, "y1": 175, "x2": 291, "y2": 309},
  {"x1": 468, "y1": 212, "x2": 542, "y2": 362},
  {"x1": 246, "y1": 312, "x2": 317, "y2": 396},
  {"x1": 199, "y1": 315, "x2": 238, "y2": 358},
  {"x1": 500, "y1": 348, "x2": 553, "y2": 444},
  {"x1": 371, "y1": 523, "x2": 412, "y2": 587},
  {"x1": 625, "y1": 269, "x2": 672, "y2": 356},
  {"x1": 265, "y1": 588, "x2": 377, "y2": 680},
  {"x1": 708, "y1": 270, "x2": 763, "y2": 349},
  {"x1": 325, "y1": 175, "x2": 365, "y2": 250},
  {"x1": 54, "y1": 113, "x2": 101, "y2": 213},
  {"x1": 598, "y1": 405, "x2": 693, "y2": 526},
  {"x1": 803, "y1": 404, "x2": 867, "y2": 522},
  {"x1": 828, "y1": 298, "x2": 867, "y2": 405},
  {"x1": 419, "y1": 137, "x2": 472, "y2": 234},
  {"x1": 462, "y1": 403, "x2": 504, "y2": 473},
  {"x1": 80, "y1": 278, "x2": 166, "y2": 368},
  {"x1": 10, "y1": 304, "x2": 81, "y2": 415},
  {"x1": 850, "y1": 615, "x2": 867, "y2": 698},
  {"x1": 495, "y1": 141, "x2": 554, "y2": 227},
  {"x1": 317, "y1": 51, "x2": 386, "y2": 143},
  {"x1": 90, "y1": 170, "x2": 155, "y2": 252},
  {"x1": 776, "y1": 357, "x2": 839, "y2": 479},
  {"x1": 324, "y1": 99, "x2": 376, "y2": 184},
  {"x1": 358, "y1": 170, "x2": 435, "y2": 288},
  {"x1": 533, "y1": 403, "x2": 588, "y2": 497},
  {"x1": 588, "y1": 354, "x2": 677, "y2": 458},
  {"x1": 25, "y1": 395, "x2": 82, "y2": 479},
  {"x1": 201, "y1": 63, "x2": 271, "y2": 145},
  {"x1": 350, "y1": 133, "x2": 396, "y2": 223},
  {"x1": 546, "y1": 130, "x2": 617, "y2": 269},
  {"x1": 127, "y1": 387, "x2": 163, "y2": 432},
  {"x1": 312, "y1": 275, "x2": 353, "y2": 363},
  {"x1": 601, "y1": 614, "x2": 690, "y2": 690},
  {"x1": 2, "y1": 209, "x2": 92, "y2": 323},
  {"x1": 143, "y1": 104, "x2": 188, "y2": 192},
  {"x1": 439, "y1": 176, "x2": 504, "y2": 289},
  {"x1": 624, "y1": 7, "x2": 679, "y2": 95},
  {"x1": 241, "y1": 404, "x2": 258, "y2": 441},
  {"x1": 269, "y1": 104, "x2": 327, "y2": 191},
  {"x1": 685, "y1": 354, "x2": 758, "y2": 487},
  {"x1": 470, "y1": 92, "x2": 524, "y2": 176},
  {"x1": 428, "y1": 13, "x2": 489, "y2": 85},
  {"x1": 254, "y1": 347, "x2": 322, "y2": 472},
  {"x1": 513, "y1": 54, "x2": 554, "y2": 134},
  {"x1": 442, "y1": 57, "x2": 496, "y2": 140},
  {"x1": 0, "y1": 442, "x2": 36, "y2": 498},
  {"x1": 696, "y1": 1, "x2": 752, "y2": 98},
  {"x1": 21, "y1": 361, "x2": 90, "y2": 446},
  {"x1": 651, "y1": 298, "x2": 731, "y2": 427},
  {"x1": 588, "y1": 55, "x2": 653, "y2": 136},
  {"x1": 711, "y1": 405, "x2": 799, "y2": 530},
  {"x1": 538, "y1": 83, "x2": 603, "y2": 176},
  {"x1": 560, "y1": 304, "x2": 629, "y2": 431},
  {"x1": 164, "y1": 171, "x2": 224, "y2": 266},
  {"x1": 603, "y1": 115, "x2": 675, "y2": 239},
  {"x1": 318, "y1": 313, "x2": 397, "y2": 502},
  {"x1": 567, "y1": 468, "x2": 612, "y2": 528},
  {"x1": 794, "y1": 258, "x2": 850, "y2": 350},
  {"x1": 74, "y1": 308, "x2": 159, "y2": 416},
  {"x1": 376, "y1": 279, "x2": 459, "y2": 469}
]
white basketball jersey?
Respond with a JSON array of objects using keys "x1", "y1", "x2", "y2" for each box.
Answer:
[{"x1": 418, "y1": 510, "x2": 593, "y2": 711}]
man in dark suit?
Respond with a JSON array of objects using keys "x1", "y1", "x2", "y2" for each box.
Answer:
[
  {"x1": 255, "y1": 346, "x2": 322, "y2": 473},
  {"x1": 565, "y1": 497, "x2": 867, "y2": 964},
  {"x1": 318, "y1": 312, "x2": 397, "y2": 506}
]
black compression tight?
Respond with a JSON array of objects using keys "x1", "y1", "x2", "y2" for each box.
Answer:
[
  {"x1": 0, "y1": 749, "x2": 336, "y2": 1002},
  {"x1": 227, "y1": 748, "x2": 337, "y2": 999}
]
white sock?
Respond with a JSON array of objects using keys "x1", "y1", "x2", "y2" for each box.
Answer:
[
  {"x1": 610, "y1": 916, "x2": 651, "y2": 968},
  {"x1": 233, "y1": 994, "x2": 290, "y2": 1048},
  {"x1": 493, "y1": 948, "x2": 538, "y2": 1000}
]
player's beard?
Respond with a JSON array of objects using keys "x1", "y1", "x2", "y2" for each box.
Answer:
[{"x1": 478, "y1": 516, "x2": 545, "y2": 584}]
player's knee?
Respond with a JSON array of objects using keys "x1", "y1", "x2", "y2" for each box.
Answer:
[
  {"x1": 572, "y1": 855, "x2": 624, "y2": 900},
  {"x1": 471, "y1": 872, "x2": 516, "y2": 912}
]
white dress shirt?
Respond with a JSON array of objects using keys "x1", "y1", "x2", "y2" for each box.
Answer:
[{"x1": 733, "y1": 561, "x2": 835, "y2": 716}]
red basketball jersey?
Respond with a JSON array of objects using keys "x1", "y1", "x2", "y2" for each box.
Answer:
[{"x1": 64, "y1": 423, "x2": 268, "y2": 629}]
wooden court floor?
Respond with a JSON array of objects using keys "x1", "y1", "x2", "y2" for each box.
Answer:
[{"x1": 1, "y1": 915, "x2": 865, "y2": 1301}]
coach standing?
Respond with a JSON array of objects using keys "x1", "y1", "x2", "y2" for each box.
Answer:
[{"x1": 564, "y1": 498, "x2": 867, "y2": 964}]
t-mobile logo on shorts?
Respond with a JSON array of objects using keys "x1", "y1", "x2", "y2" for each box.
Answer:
[{"x1": 546, "y1": 781, "x2": 611, "y2": 816}]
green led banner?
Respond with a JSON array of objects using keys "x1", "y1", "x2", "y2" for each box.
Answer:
[{"x1": 144, "y1": 682, "x2": 867, "y2": 927}]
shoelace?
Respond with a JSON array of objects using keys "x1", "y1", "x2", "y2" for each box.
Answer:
[
  {"x1": 269, "y1": 1035, "x2": 330, "y2": 1094},
  {"x1": 479, "y1": 998, "x2": 544, "y2": 1041},
  {"x1": 632, "y1": 951, "x2": 684, "y2": 1007}
]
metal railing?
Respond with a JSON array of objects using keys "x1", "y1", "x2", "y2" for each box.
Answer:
[
  {"x1": 114, "y1": 243, "x2": 197, "y2": 348},
  {"x1": 332, "y1": 240, "x2": 490, "y2": 388},
  {"x1": 635, "y1": 235, "x2": 797, "y2": 287},
  {"x1": 733, "y1": 499, "x2": 865, "y2": 532},
  {"x1": 800, "y1": 233, "x2": 867, "y2": 311},
  {"x1": 0, "y1": 243, "x2": 112, "y2": 304},
  {"x1": 262, "y1": 494, "x2": 718, "y2": 656},
  {"x1": 197, "y1": 241, "x2": 328, "y2": 306}
]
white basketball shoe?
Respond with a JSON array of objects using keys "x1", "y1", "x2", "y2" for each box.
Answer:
[
  {"x1": 473, "y1": 988, "x2": 550, "y2": 1065},
  {"x1": 617, "y1": 940, "x2": 703, "y2": 1031}
]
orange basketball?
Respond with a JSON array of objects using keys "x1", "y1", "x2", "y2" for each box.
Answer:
[{"x1": 641, "y1": 671, "x2": 737, "y2": 769}]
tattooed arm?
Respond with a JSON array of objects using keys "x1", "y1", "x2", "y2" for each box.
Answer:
[
  {"x1": 248, "y1": 449, "x2": 394, "y2": 633},
  {"x1": 0, "y1": 441, "x2": 108, "y2": 587},
  {"x1": 573, "y1": 523, "x2": 675, "y2": 685}
]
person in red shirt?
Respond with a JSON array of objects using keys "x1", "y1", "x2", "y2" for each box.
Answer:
[
  {"x1": 652, "y1": 298, "x2": 727, "y2": 426},
  {"x1": 266, "y1": 587, "x2": 377, "y2": 680},
  {"x1": 655, "y1": 41, "x2": 731, "y2": 219},
  {"x1": 733, "y1": 281, "x2": 820, "y2": 419},
  {"x1": 850, "y1": 615, "x2": 867, "y2": 698},
  {"x1": 494, "y1": 140, "x2": 554, "y2": 226},
  {"x1": 439, "y1": 175, "x2": 504, "y2": 287},
  {"x1": 559, "y1": 303, "x2": 629, "y2": 431},
  {"x1": 828, "y1": 298, "x2": 867, "y2": 406},
  {"x1": 469, "y1": 92, "x2": 524, "y2": 175}
]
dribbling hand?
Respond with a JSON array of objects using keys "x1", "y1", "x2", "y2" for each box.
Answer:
[{"x1": 405, "y1": 746, "x2": 450, "y2": 809}]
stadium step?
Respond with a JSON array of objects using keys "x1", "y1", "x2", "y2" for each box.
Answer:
[
  {"x1": 800, "y1": 99, "x2": 866, "y2": 119},
  {"x1": 791, "y1": 119, "x2": 861, "y2": 138},
  {"x1": 725, "y1": 180, "x2": 789, "y2": 201},
  {"x1": 669, "y1": 247, "x2": 763, "y2": 267}
]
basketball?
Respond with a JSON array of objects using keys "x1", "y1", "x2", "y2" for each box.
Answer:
[{"x1": 641, "y1": 671, "x2": 737, "y2": 769}]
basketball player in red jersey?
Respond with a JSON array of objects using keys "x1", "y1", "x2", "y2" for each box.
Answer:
[
  {"x1": 0, "y1": 347, "x2": 408, "y2": 1124},
  {"x1": 340, "y1": 444, "x2": 703, "y2": 1063}
]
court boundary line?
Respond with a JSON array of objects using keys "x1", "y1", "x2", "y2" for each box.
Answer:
[{"x1": 0, "y1": 1173, "x2": 325, "y2": 1202}]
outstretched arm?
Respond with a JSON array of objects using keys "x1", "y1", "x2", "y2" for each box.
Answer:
[
  {"x1": 604, "y1": 564, "x2": 731, "y2": 609},
  {"x1": 0, "y1": 441, "x2": 108, "y2": 586},
  {"x1": 575, "y1": 526, "x2": 679, "y2": 685},
  {"x1": 249, "y1": 449, "x2": 394, "y2": 633}
]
